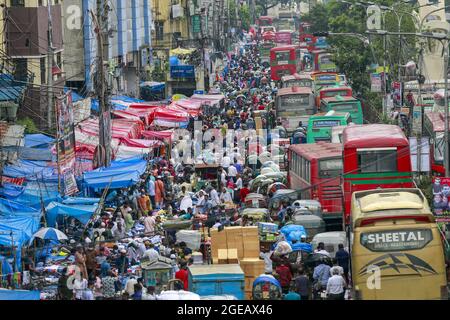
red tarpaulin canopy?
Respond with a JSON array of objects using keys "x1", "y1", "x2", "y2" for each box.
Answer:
[
  {"x1": 141, "y1": 130, "x2": 174, "y2": 141},
  {"x1": 121, "y1": 137, "x2": 164, "y2": 148},
  {"x1": 149, "y1": 105, "x2": 190, "y2": 124}
]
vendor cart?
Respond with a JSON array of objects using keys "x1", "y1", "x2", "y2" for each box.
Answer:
[{"x1": 141, "y1": 257, "x2": 174, "y2": 294}]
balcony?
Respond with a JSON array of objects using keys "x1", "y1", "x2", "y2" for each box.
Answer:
[{"x1": 6, "y1": 5, "x2": 63, "y2": 57}]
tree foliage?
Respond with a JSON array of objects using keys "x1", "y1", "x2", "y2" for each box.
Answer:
[{"x1": 302, "y1": 0, "x2": 418, "y2": 122}]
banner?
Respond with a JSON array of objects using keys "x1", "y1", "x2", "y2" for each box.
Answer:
[
  {"x1": 55, "y1": 91, "x2": 78, "y2": 196},
  {"x1": 170, "y1": 65, "x2": 195, "y2": 78},
  {"x1": 432, "y1": 177, "x2": 450, "y2": 217},
  {"x1": 392, "y1": 81, "x2": 402, "y2": 106},
  {"x1": 192, "y1": 15, "x2": 201, "y2": 33},
  {"x1": 370, "y1": 73, "x2": 382, "y2": 92}
]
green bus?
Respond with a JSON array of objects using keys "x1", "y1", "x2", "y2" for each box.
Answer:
[
  {"x1": 320, "y1": 95, "x2": 363, "y2": 124},
  {"x1": 306, "y1": 111, "x2": 352, "y2": 143}
]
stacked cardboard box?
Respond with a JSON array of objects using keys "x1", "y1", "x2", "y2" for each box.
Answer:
[
  {"x1": 226, "y1": 227, "x2": 244, "y2": 260},
  {"x1": 240, "y1": 258, "x2": 266, "y2": 300},
  {"x1": 242, "y1": 226, "x2": 260, "y2": 259},
  {"x1": 210, "y1": 228, "x2": 227, "y2": 264}
]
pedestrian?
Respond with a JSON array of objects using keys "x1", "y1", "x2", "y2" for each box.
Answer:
[
  {"x1": 144, "y1": 213, "x2": 156, "y2": 236},
  {"x1": 275, "y1": 260, "x2": 292, "y2": 294},
  {"x1": 175, "y1": 259, "x2": 189, "y2": 291},
  {"x1": 155, "y1": 176, "x2": 165, "y2": 209},
  {"x1": 326, "y1": 268, "x2": 346, "y2": 300},
  {"x1": 313, "y1": 259, "x2": 331, "y2": 299},
  {"x1": 102, "y1": 270, "x2": 117, "y2": 300},
  {"x1": 116, "y1": 249, "x2": 130, "y2": 275},
  {"x1": 335, "y1": 243, "x2": 350, "y2": 283},
  {"x1": 147, "y1": 177, "x2": 156, "y2": 208},
  {"x1": 314, "y1": 242, "x2": 331, "y2": 257},
  {"x1": 75, "y1": 245, "x2": 88, "y2": 280},
  {"x1": 295, "y1": 269, "x2": 311, "y2": 300}
]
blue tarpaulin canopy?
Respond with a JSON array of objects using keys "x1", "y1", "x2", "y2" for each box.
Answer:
[
  {"x1": 0, "y1": 198, "x2": 40, "y2": 216},
  {"x1": 0, "y1": 215, "x2": 40, "y2": 270},
  {"x1": 24, "y1": 134, "x2": 55, "y2": 148},
  {"x1": 61, "y1": 197, "x2": 100, "y2": 205},
  {"x1": 83, "y1": 157, "x2": 147, "y2": 189},
  {"x1": 18, "y1": 147, "x2": 53, "y2": 161},
  {"x1": 0, "y1": 181, "x2": 60, "y2": 209},
  {"x1": 45, "y1": 202, "x2": 98, "y2": 227},
  {"x1": 64, "y1": 88, "x2": 83, "y2": 102},
  {"x1": 91, "y1": 95, "x2": 145, "y2": 112},
  {"x1": 3, "y1": 160, "x2": 58, "y2": 182},
  {"x1": 0, "y1": 289, "x2": 40, "y2": 300}
]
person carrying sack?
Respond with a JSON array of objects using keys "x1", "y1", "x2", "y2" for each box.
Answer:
[{"x1": 312, "y1": 260, "x2": 331, "y2": 299}]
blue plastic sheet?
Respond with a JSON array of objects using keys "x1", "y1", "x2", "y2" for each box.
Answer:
[
  {"x1": 253, "y1": 275, "x2": 281, "y2": 288},
  {"x1": 24, "y1": 134, "x2": 55, "y2": 148},
  {"x1": 0, "y1": 289, "x2": 40, "y2": 300},
  {"x1": 45, "y1": 202, "x2": 97, "y2": 227},
  {"x1": 61, "y1": 197, "x2": 100, "y2": 205},
  {"x1": 83, "y1": 157, "x2": 147, "y2": 189},
  {"x1": 5, "y1": 182, "x2": 60, "y2": 209},
  {"x1": 3, "y1": 160, "x2": 58, "y2": 182},
  {"x1": 18, "y1": 147, "x2": 53, "y2": 161},
  {"x1": 0, "y1": 183, "x2": 25, "y2": 198},
  {"x1": 0, "y1": 198, "x2": 40, "y2": 216}
]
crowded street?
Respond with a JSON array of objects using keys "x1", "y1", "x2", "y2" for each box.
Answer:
[{"x1": 0, "y1": 0, "x2": 449, "y2": 303}]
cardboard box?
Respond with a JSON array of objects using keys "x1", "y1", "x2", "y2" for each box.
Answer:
[
  {"x1": 240, "y1": 258, "x2": 265, "y2": 277},
  {"x1": 225, "y1": 227, "x2": 244, "y2": 260},
  {"x1": 242, "y1": 227, "x2": 260, "y2": 259},
  {"x1": 227, "y1": 248, "x2": 239, "y2": 264},
  {"x1": 218, "y1": 249, "x2": 228, "y2": 264},
  {"x1": 210, "y1": 228, "x2": 228, "y2": 261}
]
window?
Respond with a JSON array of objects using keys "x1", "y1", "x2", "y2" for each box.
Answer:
[
  {"x1": 319, "y1": 158, "x2": 342, "y2": 178},
  {"x1": 275, "y1": 51, "x2": 291, "y2": 62},
  {"x1": 13, "y1": 58, "x2": 27, "y2": 82},
  {"x1": 11, "y1": 0, "x2": 25, "y2": 6},
  {"x1": 155, "y1": 21, "x2": 164, "y2": 41},
  {"x1": 435, "y1": 133, "x2": 444, "y2": 162},
  {"x1": 40, "y1": 58, "x2": 46, "y2": 85},
  {"x1": 358, "y1": 149, "x2": 397, "y2": 173}
]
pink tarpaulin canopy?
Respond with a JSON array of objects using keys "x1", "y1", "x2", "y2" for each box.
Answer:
[
  {"x1": 149, "y1": 105, "x2": 190, "y2": 123},
  {"x1": 78, "y1": 117, "x2": 143, "y2": 140},
  {"x1": 112, "y1": 110, "x2": 144, "y2": 123},
  {"x1": 121, "y1": 137, "x2": 164, "y2": 148},
  {"x1": 141, "y1": 130, "x2": 174, "y2": 141}
]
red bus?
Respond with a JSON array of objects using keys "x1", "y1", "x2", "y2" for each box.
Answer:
[
  {"x1": 342, "y1": 124, "x2": 415, "y2": 225},
  {"x1": 275, "y1": 31, "x2": 293, "y2": 45},
  {"x1": 288, "y1": 142, "x2": 344, "y2": 229},
  {"x1": 310, "y1": 49, "x2": 337, "y2": 72},
  {"x1": 270, "y1": 45, "x2": 297, "y2": 81},
  {"x1": 258, "y1": 16, "x2": 273, "y2": 27},
  {"x1": 315, "y1": 85, "x2": 353, "y2": 109},
  {"x1": 262, "y1": 31, "x2": 276, "y2": 41},
  {"x1": 299, "y1": 33, "x2": 316, "y2": 49},
  {"x1": 424, "y1": 111, "x2": 447, "y2": 176}
]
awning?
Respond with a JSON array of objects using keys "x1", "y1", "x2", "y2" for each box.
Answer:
[{"x1": 170, "y1": 47, "x2": 196, "y2": 56}]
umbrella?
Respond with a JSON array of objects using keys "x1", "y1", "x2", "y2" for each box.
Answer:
[
  {"x1": 172, "y1": 94, "x2": 187, "y2": 101},
  {"x1": 30, "y1": 227, "x2": 68, "y2": 243}
]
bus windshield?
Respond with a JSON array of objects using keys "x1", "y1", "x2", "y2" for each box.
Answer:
[
  {"x1": 275, "y1": 51, "x2": 291, "y2": 62},
  {"x1": 329, "y1": 102, "x2": 359, "y2": 112},
  {"x1": 319, "y1": 158, "x2": 343, "y2": 178},
  {"x1": 278, "y1": 94, "x2": 312, "y2": 114},
  {"x1": 322, "y1": 90, "x2": 349, "y2": 98},
  {"x1": 357, "y1": 149, "x2": 397, "y2": 173}
]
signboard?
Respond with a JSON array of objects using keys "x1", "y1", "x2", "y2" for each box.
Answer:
[
  {"x1": 170, "y1": 65, "x2": 195, "y2": 78},
  {"x1": 192, "y1": 15, "x2": 201, "y2": 33},
  {"x1": 370, "y1": 73, "x2": 382, "y2": 92},
  {"x1": 312, "y1": 120, "x2": 341, "y2": 128},
  {"x1": 55, "y1": 91, "x2": 78, "y2": 196},
  {"x1": 409, "y1": 137, "x2": 430, "y2": 173},
  {"x1": 412, "y1": 105, "x2": 423, "y2": 135},
  {"x1": 360, "y1": 229, "x2": 432, "y2": 252},
  {"x1": 432, "y1": 177, "x2": 450, "y2": 216},
  {"x1": 172, "y1": 4, "x2": 183, "y2": 18},
  {"x1": 194, "y1": 90, "x2": 204, "y2": 94}
]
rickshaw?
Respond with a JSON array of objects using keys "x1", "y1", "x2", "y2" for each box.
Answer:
[
  {"x1": 291, "y1": 213, "x2": 326, "y2": 241},
  {"x1": 291, "y1": 200, "x2": 323, "y2": 219},
  {"x1": 256, "y1": 179, "x2": 276, "y2": 195},
  {"x1": 267, "y1": 182, "x2": 288, "y2": 197},
  {"x1": 268, "y1": 189, "x2": 299, "y2": 220},
  {"x1": 252, "y1": 275, "x2": 283, "y2": 300},
  {"x1": 240, "y1": 208, "x2": 269, "y2": 223},
  {"x1": 141, "y1": 257, "x2": 174, "y2": 294},
  {"x1": 193, "y1": 163, "x2": 219, "y2": 191},
  {"x1": 245, "y1": 193, "x2": 268, "y2": 208}
]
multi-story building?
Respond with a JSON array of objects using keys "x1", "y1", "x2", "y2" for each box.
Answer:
[
  {"x1": 63, "y1": 0, "x2": 153, "y2": 98},
  {"x1": 4, "y1": 0, "x2": 64, "y2": 131}
]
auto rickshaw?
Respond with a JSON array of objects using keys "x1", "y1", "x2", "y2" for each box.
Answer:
[
  {"x1": 267, "y1": 182, "x2": 288, "y2": 197},
  {"x1": 244, "y1": 193, "x2": 268, "y2": 208},
  {"x1": 252, "y1": 275, "x2": 283, "y2": 300},
  {"x1": 291, "y1": 200, "x2": 323, "y2": 219},
  {"x1": 291, "y1": 213, "x2": 326, "y2": 241}
]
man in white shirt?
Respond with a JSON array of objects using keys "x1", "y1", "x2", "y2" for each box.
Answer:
[
  {"x1": 227, "y1": 163, "x2": 238, "y2": 179},
  {"x1": 314, "y1": 242, "x2": 331, "y2": 257},
  {"x1": 144, "y1": 215, "x2": 156, "y2": 235},
  {"x1": 222, "y1": 152, "x2": 231, "y2": 168},
  {"x1": 210, "y1": 186, "x2": 221, "y2": 207},
  {"x1": 220, "y1": 187, "x2": 233, "y2": 203},
  {"x1": 235, "y1": 174, "x2": 243, "y2": 190},
  {"x1": 220, "y1": 168, "x2": 227, "y2": 186},
  {"x1": 142, "y1": 242, "x2": 159, "y2": 263},
  {"x1": 326, "y1": 268, "x2": 346, "y2": 300},
  {"x1": 259, "y1": 249, "x2": 273, "y2": 274},
  {"x1": 125, "y1": 276, "x2": 138, "y2": 296}
]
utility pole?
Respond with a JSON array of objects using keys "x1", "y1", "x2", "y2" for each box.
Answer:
[
  {"x1": 92, "y1": 0, "x2": 112, "y2": 167},
  {"x1": 445, "y1": 39, "x2": 449, "y2": 176},
  {"x1": 47, "y1": 1, "x2": 54, "y2": 131}
]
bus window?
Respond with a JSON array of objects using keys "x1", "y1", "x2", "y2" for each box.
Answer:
[
  {"x1": 357, "y1": 149, "x2": 397, "y2": 173},
  {"x1": 330, "y1": 103, "x2": 359, "y2": 113},
  {"x1": 275, "y1": 51, "x2": 291, "y2": 62},
  {"x1": 319, "y1": 158, "x2": 342, "y2": 178},
  {"x1": 435, "y1": 132, "x2": 444, "y2": 162},
  {"x1": 347, "y1": 116, "x2": 352, "y2": 125},
  {"x1": 323, "y1": 90, "x2": 348, "y2": 98}
]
